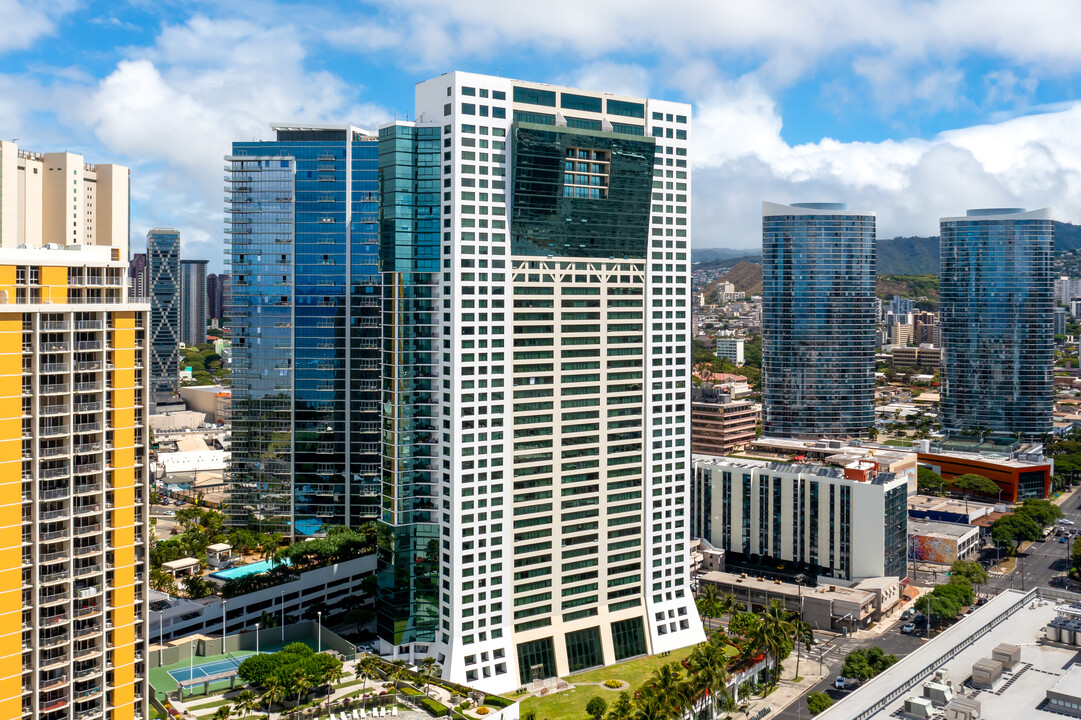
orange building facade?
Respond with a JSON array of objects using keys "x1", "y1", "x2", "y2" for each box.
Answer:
[{"x1": 918, "y1": 450, "x2": 1052, "y2": 503}]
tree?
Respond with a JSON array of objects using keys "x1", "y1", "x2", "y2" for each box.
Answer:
[
  {"x1": 325, "y1": 662, "x2": 347, "y2": 710},
  {"x1": 991, "y1": 512, "x2": 1042, "y2": 553},
  {"x1": 587, "y1": 696, "x2": 609, "y2": 720},
  {"x1": 951, "y1": 473, "x2": 1001, "y2": 499},
  {"x1": 754, "y1": 599, "x2": 795, "y2": 691},
  {"x1": 262, "y1": 677, "x2": 285, "y2": 719},
  {"x1": 1072, "y1": 536, "x2": 1081, "y2": 573},
  {"x1": 212, "y1": 706, "x2": 233, "y2": 720},
  {"x1": 917, "y1": 467, "x2": 947, "y2": 496},
  {"x1": 792, "y1": 618, "x2": 816, "y2": 681},
  {"x1": 950, "y1": 559, "x2": 989, "y2": 587},
  {"x1": 419, "y1": 656, "x2": 438, "y2": 698},
  {"x1": 388, "y1": 659, "x2": 409, "y2": 695},
  {"x1": 696, "y1": 584, "x2": 722, "y2": 629},
  {"x1": 605, "y1": 692, "x2": 633, "y2": 720},
  {"x1": 841, "y1": 647, "x2": 897, "y2": 682},
  {"x1": 182, "y1": 574, "x2": 215, "y2": 599},
  {"x1": 232, "y1": 689, "x2": 257, "y2": 720},
  {"x1": 291, "y1": 667, "x2": 313, "y2": 711},
  {"x1": 807, "y1": 692, "x2": 834, "y2": 715},
  {"x1": 1016, "y1": 498, "x2": 1064, "y2": 527},
  {"x1": 356, "y1": 656, "x2": 379, "y2": 712},
  {"x1": 687, "y1": 639, "x2": 733, "y2": 718}
]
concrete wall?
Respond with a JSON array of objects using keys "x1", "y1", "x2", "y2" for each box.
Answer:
[{"x1": 149, "y1": 620, "x2": 356, "y2": 670}]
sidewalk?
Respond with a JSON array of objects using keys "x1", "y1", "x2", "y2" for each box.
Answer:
[{"x1": 740, "y1": 655, "x2": 831, "y2": 718}]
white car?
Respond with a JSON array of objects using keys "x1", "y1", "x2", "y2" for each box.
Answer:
[{"x1": 1059, "y1": 519, "x2": 1075, "y2": 525}]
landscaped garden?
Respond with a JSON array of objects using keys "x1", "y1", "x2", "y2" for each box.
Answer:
[{"x1": 521, "y1": 586, "x2": 812, "y2": 720}]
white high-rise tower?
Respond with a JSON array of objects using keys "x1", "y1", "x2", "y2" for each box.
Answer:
[{"x1": 376, "y1": 71, "x2": 703, "y2": 693}]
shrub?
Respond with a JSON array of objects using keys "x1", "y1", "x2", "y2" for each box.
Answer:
[
  {"x1": 586, "y1": 696, "x2": 608, "y2": 719},
  {"x1": 603, "y1": 680, "x2": 622, "y2": 689},
  {"x1": 484, "y1": 696, "x2": 513, "y2": 709},
  {"x1": 419, "y1": 698, "x2": 449, "y2": 717},
  {"x1": 399, "y1": 686, "x2": 422, "y2": 697},
  {"x1": 476, "y1": 708, "x2": 490, "y2": 716}
]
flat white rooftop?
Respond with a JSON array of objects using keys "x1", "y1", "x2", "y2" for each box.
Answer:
[{"x1": 816, "y1": 588, "x2": 1081, "y2": 720}]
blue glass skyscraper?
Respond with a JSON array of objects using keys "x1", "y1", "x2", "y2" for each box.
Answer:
[
  {"x1": 761, "y1": 202, "x2": 876, "y2": 437},
  {"x1": 147, "y1": 228, "x2": 180, "y2": 396},
  {"x1": 226, "y1": 125, "x2": 381, "y2": 537},
  {"x1": 940, "y1": 208, "x2": 1054, "y2": 438}
]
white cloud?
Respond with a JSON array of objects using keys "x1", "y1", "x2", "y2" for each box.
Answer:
[
  {"x1": 690, "y1": 78, "x2": 1081, "y2": 248},
  {"x1": 0, "y1": 0, "x2": 78, "y2": 54},
  {"x1": 75, "y1": 15, "x2": 392, "y2": 268}
]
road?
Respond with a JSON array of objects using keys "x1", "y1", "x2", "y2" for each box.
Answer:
[
  {"x1": 772, "y1": 623, "x2": 925, "y2": 720},
  {"x1": 983, "y1": 488, "x2": 1081, "y2": 594}
]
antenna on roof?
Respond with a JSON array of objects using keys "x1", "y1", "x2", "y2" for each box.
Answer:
[{"x1": 496, "y1": 67, "x2": 500, "y2": 76}]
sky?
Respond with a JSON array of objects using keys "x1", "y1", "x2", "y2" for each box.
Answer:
[{"x1": 4, "y1": 0, "x2": 1081, "y2": 270}]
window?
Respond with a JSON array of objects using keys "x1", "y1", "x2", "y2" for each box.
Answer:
[
  {"x1": 607, "y1": 99, "x2": 645, "y2": 118},
  {"x1": 493, "y1": 90, "x2": 506, "y2": 100},
  {"x1": 514, "y1": 111, "x2": 555, "y2": 126},
  {"x1": 462, "y1": 103, "x2": 476, "y2": 115},
  {"x1": 562, "y1": 147, "x2": 609, "y2": 200},
  {"x1": 561, "y1": 93, "x2": 603, "y2": 113},
  {"x1": 462, "y1": 87, "x2": 476, "y2": 96},
  {"x1": 513, "y1": 87, "x2": 557, "y2": 106}
]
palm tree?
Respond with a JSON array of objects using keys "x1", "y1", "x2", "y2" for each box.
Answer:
[
  {"x1": 326, "y1": 662, "x2": 348, "y2": 710},
  {"x1": 356, "y1": 656, "x2": 379, "y2": 712},
  {"x1": 419, "y1": 656, "x2": 438, "y2": 698},
  {"x1": 792, "y1": 618, "x2": 816, "y2": 681},
  {"x1": 696, "y1": 583, "x2": 723, "y2": 629},
  {"x1": 212, "y1": 706, "x2": 233, "y2": 720},
  {"x1": 687, "y1": 641, "x2": 733, "y2": 718},
  {"x1": 232, "y1": 689, "x2": 256, "y2": 720},
  {"x1": 754, "y1": 600, "x2": 795, "y2": 692},
  {"x1": 386, "y1": 657, "x2": 406, "y2": 691},
  {"x1": 262, "y1": 678, "x2": 285, "y2": 720},
  {"x1": 605, "y1": 691, "x2": 634, "y2": 720},
  {"x1": 645, "y1": 662, "x2": 683, "y2": 717},
  {"x1": 631, "y1": 690, "x2": 669, "y2": 720},
  {"x1": 292, "y1": 668, "x2": 313, "y2": 712}
]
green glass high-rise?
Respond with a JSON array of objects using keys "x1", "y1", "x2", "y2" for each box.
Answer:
[{"x1": 940, "y1": 208, "x2": 1054, "y2": 437}]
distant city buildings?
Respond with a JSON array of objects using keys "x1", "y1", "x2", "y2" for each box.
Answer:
[
  {"x1": 761, "y1": 202, "x2": 876, "y2": 437},
  {"x1": 714, "y1": 336, "x2": 745, "y2": 364},
  {"x1": 129, "y1": 251, "x2": 147, "y2": 299},
  {"x1": 147, "y1": 228, "x2": 181, "y2": 396},
  {"x1": 207, "y1": 272, "x2": 230, "y2": 323},
  {"x1": 940, "y1": 208, "x2": 1053, "y2": 438},
  {"x1": 179, "y1": 258, "x2": 208, "y2": 346}
]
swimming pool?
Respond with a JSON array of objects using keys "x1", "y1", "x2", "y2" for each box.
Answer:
[{"x1": 209, "y1": 558, "x2": 290, "y2": 581}]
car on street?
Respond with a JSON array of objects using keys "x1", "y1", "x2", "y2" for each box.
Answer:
[
  {"x1": 902, "y1": 622, "x2": 916, "y2": 634},
  {"x1": 976, "y1": 597, "x2": 988, "y2": 606},
  {"x1": 1059, "y1": 518, "x2": 1075, "y2": 525},
  {"x1": 164, "y1": 510, "x2": 176, "y2": 517},
  {"x1": 1062, "y1": 537, "x2": 1069, "y2": 543},
  {"x1": 834, "y1": 677, "x2": 846, "y2": 690}
]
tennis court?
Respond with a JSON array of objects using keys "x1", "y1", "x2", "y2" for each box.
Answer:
[{"x1": 168, "y1": 656, "x2": 242, "y2": 685}]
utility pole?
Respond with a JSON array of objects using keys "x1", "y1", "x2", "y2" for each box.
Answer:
[{"x1": 1020, "y1": 557, "x2": 1026, "y2": 591}]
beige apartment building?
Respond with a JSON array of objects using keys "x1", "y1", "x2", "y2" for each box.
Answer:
[
  {"x1": 0, "y1": 142, "x2": 150, "y2": 719},
  {"x1": 0, "y1": 142, "x2": 129, "y2": 250}
]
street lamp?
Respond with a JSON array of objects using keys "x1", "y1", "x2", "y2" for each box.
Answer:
[
  {"x1": 317, "y1": 611, "x2": 322, "y2": 654},
  {"x1": 255, "y1": 622, "x2": 260, "y2": 655},
  {"x1": 280, "y1": 590, "x2": 285, "y2": 644},
  {"x1": 222, "y1": 598, "x2": 227, "y2": 649}
]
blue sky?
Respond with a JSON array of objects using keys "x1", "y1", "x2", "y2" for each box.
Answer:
[{"x1": 4, "y1": 0, "x2": 1081, "y2": 269}]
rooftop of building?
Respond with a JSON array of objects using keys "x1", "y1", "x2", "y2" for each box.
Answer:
[
  {"x1": 815, "y1": 588, "x2": 1081, "y2": 720},
  {"x1": 692, "y1": 454, "x2": 905, "y2": 487},
  {"x1": 748, "y1": 436, "x2": 916, "y2": 464},
  {"x1": 908, "y1": 518, "x2": 980, "y2": 539},
  {"x1": 699, "y1": 570, "x2": 877, "y2": 606},
  {"x1": 919, "y1": 444, "x2": 1051, "y2": 468},
  {"x1": 908, "y1": 495, "x2": 1000, "y2": 515}
]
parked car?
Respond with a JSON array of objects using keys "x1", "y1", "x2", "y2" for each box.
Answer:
[
  {"x1": 164, "y1": 510, "x2": 176, "y2": 517},
  {"x1": 902, "y1": 622, "x2": 916, "y2": 634},
  {"x1": 1062, "y1": 537, "x2": 1069, "y2": 544},
  {"x1": 976, "y1": 597, "x2": 988, "y2": 606},
  {"x1": 902, "y1": 608, "x2": 915, "y2": 621},
  {"x1": 834, "y1": 677, "x2": 846, "y2": 690}
]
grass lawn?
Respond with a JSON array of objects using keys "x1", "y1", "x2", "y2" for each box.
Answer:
[
  {"x1": 522, "y1": 644, "x2": 733, "y2": 720},
  {"x1": 883, "y1": 439, "x2": 912, "y2": 447}
]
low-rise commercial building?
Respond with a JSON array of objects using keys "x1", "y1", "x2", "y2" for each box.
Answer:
[
  {"x1": 918, "y1": 447, "x2": 1052, "y2": 502},
  {"x1": 908, "y1": 519, "x2": 981, "y2": 565},
  {"x1": 698, "y1": 571, "x2": 881, "y2": 632},
  {"x1": 691, "y1": 456, "x2": 909, "y2": 583},
  {"x1": 748, "y1": 436, "x2": 919, "y2": 494},
  {"x1": 892, "y1": 345, "x2": 942, "y2": 370},
  {"x1": 714, "y1": 337, "x2": 746, "y2": 365},
  {"x1": 908, "y1": 495, "x2": 999, "y2": 524}
]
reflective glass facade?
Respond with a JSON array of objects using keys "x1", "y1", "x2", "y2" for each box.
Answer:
[
  {"x1": 511, "y1": 124, "x2": 654, "y2": 258},
  {"x1": 940, "y1": 209, "x2": 1053, "y2": 437},
  {"x1": 375, "y1": 123, "x2": 441, "y2": 646},
  {"x1": 761, "y1": 203, "x2": 876, "y2": 437},
  {"x1": 179, "y1": 259, "x2": 208, "y2": 347},
  {"x1": 226, "y1": 126, "x2": 381, "y2": 538},
  {"x1": 147, "y1": 228, "x2": 180, "y2": 395}
]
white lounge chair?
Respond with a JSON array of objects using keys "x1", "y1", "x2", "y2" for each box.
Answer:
[
  {"x1": 392, "y1": 707, "x2": 399, "y2": 717},
  {"x1": 353, "y1": 711, "x2": 362, "y2": 720}
]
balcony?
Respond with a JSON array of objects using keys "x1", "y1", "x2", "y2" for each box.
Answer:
[
  {"x1": 40, "y1": 384, "x2": 70, "y2": 395},
  {"x1": 40, "y1": 446, "x2": 70, "y2": 459},
  {"x1": 72, "y1": 544, "x2": 102, "y2": 558},
  {"x1": 40, "y1": 571, "x2": 70, "y2": 585},
  {"x1": 73, "y1": 524, "x2": 101, "y2": 537},
  {"x1": 73, "y1": 462, "x2": 103, "y2": 474},
  {"x1": 40, "y1": 342, "x2": 70, "y2": 353},
  {"x1": 73, "y1": 383, "x2": 101, "y2": 394},
  {"x1": 40, "y1": 632, "x2": 69, "y2": 648},
  {"x1": 38, "y1": 508, "x2": 68, "y2": 522},
  {"x1": 73, "y1": 483, "x2": 102, "y2": 495},
  {"x1": 39, "y1": 529, "x2": 69, "y2": 542},
  {"x1": 73, "y1": 605, "x2": 101, "y2": 619}
]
